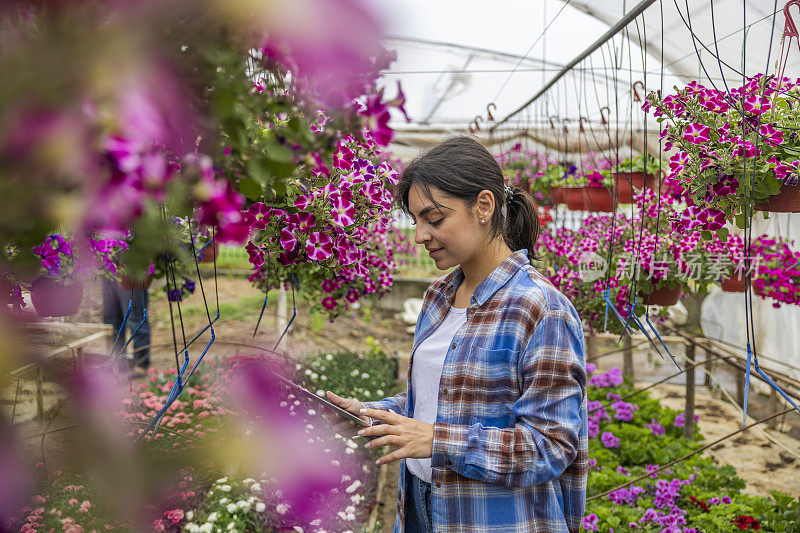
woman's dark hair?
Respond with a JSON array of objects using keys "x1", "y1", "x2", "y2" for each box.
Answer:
[{"x1": 397, "y1": 136, "x2": 540, "y2": 261}]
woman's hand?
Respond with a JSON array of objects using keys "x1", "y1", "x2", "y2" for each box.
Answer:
[
  {"x1": 325, "y1": 391, "x2": 371, "y2": 435},
  {"x1": 358, "y1": 408, "x2": 434, "y2": 465}
]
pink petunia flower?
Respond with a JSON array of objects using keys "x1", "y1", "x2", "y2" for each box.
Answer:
[
  {"x1": 682, "y1": 123, "x2": 711, "y2": 145},
  {"x1": 305, "y1": 232, "x2": 334, "y2": 261}
]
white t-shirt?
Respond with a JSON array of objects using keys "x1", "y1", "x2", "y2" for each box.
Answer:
[{"x1": 407, "y1": 305, "x2": 468, "y2": 482}]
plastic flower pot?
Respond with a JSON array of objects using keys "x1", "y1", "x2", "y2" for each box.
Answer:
[
  {"x1": 583, "y1": 186, "x2": 615, "y2": 212},
  {"x1": 752, "y1": 282, "x2": 765, "y2": 297},
  {"x1": 720, "y1": 274, "x2": 746, "y2": 293},
  {"x1": 550, "y1": 186, "x2": 566, "y2": 204},
  {"x1": 638, "y1": 285, "x2": 682, "y2": 306},
  {"x1": 198, "y1": 241, "x2": 219, "y2": 263},
  {"x1": 30, "y1": 276, "x2": 85, "y2": 317},
  {"x1": 613, "y1": 171, "x2": 659, "y2": 203},
  {"x1": 120, "y1": 274, "x2": 154, "y2": 290},
  {"x1": 564, "y1": 188, "x2": 586, "y2": 210},
  {"x1": 753, "y1": 182, "x2": 800, "y2": 213}
]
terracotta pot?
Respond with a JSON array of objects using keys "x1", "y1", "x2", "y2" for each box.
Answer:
[
  {"x1": 198, "y1": 241, "x2": 219, "y2": 263},
  {"x1": 120, "y1": 274, "x2": 154, "y2": 290},
  {"x1": 638, "y1": 285, "x2": 682, "y2": 306},
  {"x1": 583, "y1": 186, "x2": 615, "y2": 212},
  {"x1": 753, "y1": 182, "x2": 800, "y2": 213},
  {"x1": 564, "y1": 188, "x2": 586, "y2": 210},
  {"x1": 550, "y1": 186, "x2": 566, "y2": 204},
  {"x1": 30, "y1": 277, "x2": 85, "y2": 317},
  {"x1": 614, "y1": 171, "x2": 659, "y2": 203},
  {"x1": 752, "y1": 282, "x2": 765, "y2": 297},
  {"x1": 720, "y1": 274, "x2": 746, "y2": 293}
]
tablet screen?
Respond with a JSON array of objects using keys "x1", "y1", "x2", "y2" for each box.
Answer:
[{"x1": 271, "y1": 371, "x2": 371, "y2": 428}]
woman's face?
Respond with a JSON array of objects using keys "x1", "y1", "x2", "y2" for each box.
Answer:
[{"x1": 407, "y1": 184, "x2": 494, "y2": 270}]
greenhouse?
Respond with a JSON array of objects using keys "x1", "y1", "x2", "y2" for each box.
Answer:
[{"x1": 1, "y1": 0, "x2": 799, "y2": 532}]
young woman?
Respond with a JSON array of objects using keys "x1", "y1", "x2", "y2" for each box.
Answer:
[{"x1": 327, "y1": 136, "x2": 587, "y2": 532}]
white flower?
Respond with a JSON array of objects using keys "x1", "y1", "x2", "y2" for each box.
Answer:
[
  {"x1": 304, "y1": 368, "x2": 312, "y2": 376},
  {"x1": 341, "y1": 474, "x2": 352, "y2": 483},
  {"x1": 250, "y1": 482, "x2": 262, "y2": 492},
  {"x1": 294, "y1": 400, "x2": 302, "y2": 405},
  {"x1": 276, "y1": 503, "x2": 290, "y2": 515},
  {"x1": 320, "y1": 376, "x2": 327, "y2": 381},
  {"x1": 227, "y1": 523, "x2": 235, "y2": 531},
  {"x1": 345, "y1": 505, "x2": 356, "y2": 514},
  {"x1": 293, "y1": 527, "x2": 305, "y2": 533},
  {"x1": 219, "y1": 498, "x2": 229, "y2": 504},
  {"x1": 376, "y1": 389, "x2": 384, "y2": 396},
  {"x1": 307, "y1": 409, "x2": 316, "y2": 416},
  {"x1": 185, "y1": 523, "x2": 198, "y2": 532},
  {"x1": 216, "y1": 477, "x2": 228, "y2": 484},
  {"x1": 306, "y1": 424, "x2": 315, "y2": 430},
  {"x1": 243, "y1": 478, "x2": 255, "y2": 485},
  {"x1": 345, "y1": 447, "x2": 355, "y2": 455},
  {"x1": 288, "y1": 394, "x2": 295, "y2": 400},
  {"x1": 316, "y1": 390, "x2": 325, "y2": 397},
  {"x1": 295, "y1": 363, "x2": 302, "y2": 370},
  {"x1": 350, "y1": 369, "x2": 359, "y2": 377},
  {"x1": 363, "y1": 390, "x2": 371, "y2": 397},
  {"x1": 186, "y1": 511, "x2": 194, "y2": 520},
  {"x1": 311, "y1": 372, "x2": 319, "y2": 380},
  {"x1": 325, "y1": 354, "x2": 334, "y2": 361},
  {"x1": 331, "y1": 460, "x2": 341, "y2": 467},
  {"x1": 345, "y1": 480, "x2": 362, "y2": 494},
  {"x1": 226, "y1": 503, "x2": 237, "y2": 513},
  {"x1": 237, "y1": 501, "x2": 250, "y2": 512},
  {"x1": 219, "y1": 484, "x2": 232, "y2": 492},
  {"x1": 361, "y1": 373, "x2": 369, "y2": 379},
  {"x1": 309, "y1": 519, "x2": 321, "y2": 526},
  {"x1": 280, "y1": 401, "x2": 288, "y2": 408},
  {"x1": 208, "y1": 512, "x2": 218, "y2": 523},
  {"x1": 255, "y1": 502, "x2": 266, "y2": 513},
  {"x1": 199, "y1": 524, "x2": 212, "y2": 533}
]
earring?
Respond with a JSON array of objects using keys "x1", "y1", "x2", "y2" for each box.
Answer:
[{"x1": 480, "y1": 219, "x2": 486, "y2": 224}]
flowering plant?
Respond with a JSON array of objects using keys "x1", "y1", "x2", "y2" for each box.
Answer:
[
  {"x1": 494, "y1": 143, "x2": 557, "y2": 194},
  {"x1": 537, "y1": 189, "x2": 741, "y2": 333},
  {"x1": 580, "y1": 364, "x2": 800, "y2": 533},
  {"x1": 644, "y1": 75, "x2": 800, "y2": 229},
  {"x1": 615, "y1": 154, "x2": 662, "y2": 176},
  {"x1": 30, "y1": 233, "x2": 128, "y2": 281},
  {"x1": 244, "y1": 133, "x2": 400, "y2": 319},
  {"x1": 750, "y1": 235, "x2": 800, "y2": 307}
]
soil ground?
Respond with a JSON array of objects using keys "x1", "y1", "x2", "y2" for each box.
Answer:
[{"x1": 4, "y1": 274, "x2": 800, "y2": 531}]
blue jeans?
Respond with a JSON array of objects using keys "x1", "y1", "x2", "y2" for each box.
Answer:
[
  {"x1": 102, "y1": 277, "x2": 150, "y2": 368},
  {"x1": 405, "y1": 468, "x2": 433, "y2": 532}
]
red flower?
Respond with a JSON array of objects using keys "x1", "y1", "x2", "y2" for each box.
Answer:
[{"x1": 734, "y1": 515, "x2": 761, "y2": 530}]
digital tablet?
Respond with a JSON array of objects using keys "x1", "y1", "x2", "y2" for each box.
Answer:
[{"x1": 271, "y1": 371, "x2": 371, "y2": 428}]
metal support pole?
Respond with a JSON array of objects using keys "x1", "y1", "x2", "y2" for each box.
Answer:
[
  {"x1": 491, "y1": 0, "x2": 657, "y2": 130},
  {"x1": 623, "y1": 332, "x2": 633, "y2": 379},
  {"x1": 684, "y1": 343, "x2": 696, "y2": 439}
]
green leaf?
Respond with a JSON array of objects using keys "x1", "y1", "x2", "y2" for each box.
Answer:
[
  {"x1": 701, "y1": 230, "x2": 712, "y2": 240},
  {"x1": 247, "y1": 158, "x2": 272, "y2": 185},
  {"x1": 265, "y1": 158, "x2": 296, "y2": 180},
  {"x1": 716, "y1": 227, "x2": 729, "y2": 241},
  {"x1": 264, "y1": 141, "x2": 294, "y2": 163},
  {"x1": 237, "y1": 177, "x2": 263, "y2": 200}
]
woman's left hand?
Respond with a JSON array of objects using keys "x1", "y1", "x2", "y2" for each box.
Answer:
[{"x1": 358, "y1": 408, "x2": 434, "y2": 465}]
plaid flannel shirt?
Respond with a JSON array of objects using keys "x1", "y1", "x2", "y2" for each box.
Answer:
[{"x1": 363, "y1": 249, "x2": 588, "y2": 532}]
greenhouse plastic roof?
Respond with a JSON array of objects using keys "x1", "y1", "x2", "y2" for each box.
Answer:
[{"x1": 379, "y1": 0, "x2": 799, "y2": 141}]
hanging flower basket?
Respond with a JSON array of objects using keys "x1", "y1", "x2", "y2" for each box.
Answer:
[
  {"x1": 583, "y1": 187, "x2": 615, "y2": 213},
  {"x1": 30, "y1": 276, "x2": 85, "y2": 317},
  {"x1": 638, "y1": 285, "x2": 682, "y2": 306},
  {"x1": 614, "y1": 171, "x2": 659, "y2": 203},
  {"x1": 550, "y1": 186, "x2": 566, "y2": 205},
  {"x1": 198, "y1": 241, "x2": 219, "y2": 263},
  {"x1": 753, "y1": 182, "x2": 800, "y2": 213},
  {"x1": 120, "y1": 274, "x2": 154, "y2": 290},
  {"x1": 565, "y1": 188, "x2": 586, "y2": 210},
  {"x1": 720, "y1": 274, "x2": 747, "y2": 293}
]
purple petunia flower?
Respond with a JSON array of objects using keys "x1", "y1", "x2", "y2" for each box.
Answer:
[
  {"x1": 581, "y1": 513, "x2": 599, "y2": 531},
  {"x1": 601, "y1": 431, "x2": 620, "y2": 448}
]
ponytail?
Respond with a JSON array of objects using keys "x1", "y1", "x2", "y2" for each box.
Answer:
[{"x1": 502, "y1": 187, "x2": 540, "y2": 262}]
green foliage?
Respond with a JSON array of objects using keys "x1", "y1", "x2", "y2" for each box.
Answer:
[{"x1": 299, "y1": 346, "x2": 400, "y2": 402}]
